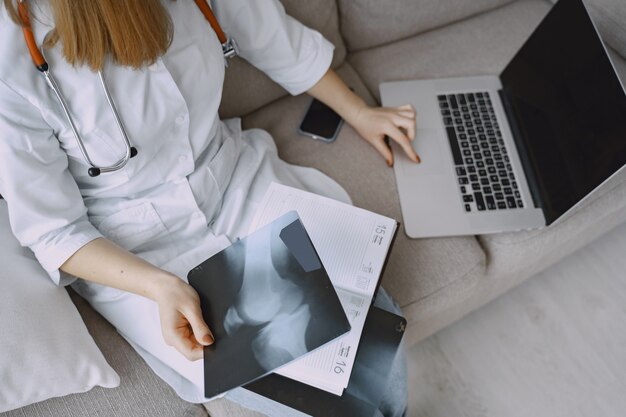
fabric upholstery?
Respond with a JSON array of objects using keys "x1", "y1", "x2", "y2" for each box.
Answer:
[
  {"x1": 337, "y1": 0, "x2": 516, "y2": 52},
  {"x1": 218, "y1": 0, "x2": 346, "y2": 119},
  {"x1": 347, "y1": 0, "x2": 552, "y2": 102},
  {"x1": 242, "y1": 62, "x2": 487, "y2": 317},
  {"x1": 0, "y1": 202, "x2": 120, "y2": 414},
  {"x1": 549, "y1": 0, "x2": 626, "y2": 59},
  {"x1": 204, "y1": 399, "x2": 267, "y2": 417},
  {"x1": 0, "y1": 290, "x2": 208, "y2": 417}
]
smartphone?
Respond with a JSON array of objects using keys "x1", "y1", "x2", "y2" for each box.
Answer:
[{"x1": 298, "y1": 98, "x2": 343, "y2": 143}]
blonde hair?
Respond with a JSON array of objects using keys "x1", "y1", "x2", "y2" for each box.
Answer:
[{"x1": 3, "y1": 0, "x2": 174, "y2": 70}]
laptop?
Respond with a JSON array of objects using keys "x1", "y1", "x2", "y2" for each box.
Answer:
[{"x1": 380, "y1": 0, "x2": 626, "y2": 238}]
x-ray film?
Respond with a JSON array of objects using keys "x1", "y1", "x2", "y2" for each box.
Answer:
[{"x1": 188, "y1": 211, "x2": 351, "y2": 398}]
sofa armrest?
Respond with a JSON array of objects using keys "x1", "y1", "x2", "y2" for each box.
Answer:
[
  {"x1": 337, "y1": 0, "x2": 516, "y2": 52},
  {"x1": 218, "y1": 0, "x2": 347, "y2": 119},
  {"x1": 547, "y1": 0, "x2": 626, "y2": 60}
]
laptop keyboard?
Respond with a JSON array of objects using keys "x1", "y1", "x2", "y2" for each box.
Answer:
[{"x1": 438, "y1": 92, "x2": 524, "y2": 213}]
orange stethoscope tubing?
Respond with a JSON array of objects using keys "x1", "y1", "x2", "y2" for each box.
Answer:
[
  {"x1": 194, "y1": 0, "x2": 227, "y2": 44},
  {"x1": 16, "y1": 0, "x2": 237, "y2": 177},
  {"x1": 17, "y1": 0, "x2": 47, "y2": 71}
]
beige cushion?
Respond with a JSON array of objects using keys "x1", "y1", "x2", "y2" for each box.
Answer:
[
  {"x1": 218, "y1": 0, "x2": 346, "y2": 119},
  {"x1": 1, "y1": 289, "x2": 208, "y2": 417},
  {"x1": 241, "y1": 62, "x2": 487, "y2": 321},
  {"x1": 348, "y1": 0, "x2": 551, "y2": 102},
  {"x1": 0, "y1": 202, "x2": 120, "y2": 413},
  {"x1": 549, "y1": 0, "x2": 626, "y2": 59},
  {"x1": 338, "y1": 0, "x2": 516, "y2": 52}
]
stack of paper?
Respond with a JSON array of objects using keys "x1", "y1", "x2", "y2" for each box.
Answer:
[{"x1": 248, "y1": 182, "x2": 397, "y2": 396}]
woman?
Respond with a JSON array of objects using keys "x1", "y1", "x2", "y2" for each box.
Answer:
[{"x1": 0, "y1": 0, "x2": 417, "y2": 415}]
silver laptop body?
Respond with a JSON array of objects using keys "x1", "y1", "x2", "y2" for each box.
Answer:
[
  {"x1": 381, "y1": 76, "x2": 545, "y2": 238},
  {"x1": 380, "y1": 0, "x2": 626, "y2": 239}
]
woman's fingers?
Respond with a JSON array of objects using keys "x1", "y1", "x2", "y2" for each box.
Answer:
[
  {"x1": 158, "y1": 289, "x2": 213, "y2": 361},
  {"x1": 172, "y1": 328, "x2": 204, "y2": 361},
  {"x1": 386, "y1": 124, "x2": 420, "y2": 163},
  {"x1": 392, "y1": 114, "x2": 416, "y2": 141},
  {"x1": 370, "y1": 136, "x2": 394, "y2": 167},
  {"x1": 163, "y1": 315, "x2": 208, "y2": 361},
  {"x1": 396, "y1": 104, "x2": 416, "y2": 117},
  {"x1": 351, "y1": 104, "x2": 419, "y2": 166},
  {"x1": 390, "y1": 105, "x2": 419, "y2": 161},
  {"x1": 161, "y1": 318, "x2": 199, "y2": 361},
  {"x1": 184, "y1": 303, "x2": 214, "y2": 346}
]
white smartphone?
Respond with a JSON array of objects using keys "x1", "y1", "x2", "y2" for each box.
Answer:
[{"x1": 297, "y1": 98, "x2": 344, "y2": 143}]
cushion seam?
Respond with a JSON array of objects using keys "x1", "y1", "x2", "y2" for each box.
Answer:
[
  {"x1": 399, "y1": 259, "x2": 486, "y2": 310},
  {"x1": 342, "y1": 0, "x2": 518, "y2": 54}
]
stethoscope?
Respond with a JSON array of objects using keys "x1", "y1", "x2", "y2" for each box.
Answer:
[{"x1": 17, "y1": 0, "x2": 238, "y2": 177}]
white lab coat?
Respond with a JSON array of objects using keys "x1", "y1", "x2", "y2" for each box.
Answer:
[{"x1": 0, "y1": 0, "x2": 350, "y2": 402}]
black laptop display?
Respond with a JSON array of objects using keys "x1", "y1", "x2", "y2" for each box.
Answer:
[{"x1": 500, "y1": 0, "x2": 626, "y2": 223}]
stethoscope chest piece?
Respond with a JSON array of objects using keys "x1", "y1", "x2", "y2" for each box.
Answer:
[{"x1": 87, "y1": 146, "x2": 138, "y2": 177}]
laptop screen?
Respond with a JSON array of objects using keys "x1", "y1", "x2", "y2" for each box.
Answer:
[{"x1": 500, "y1": 0, "x2": 626, "y2": 224}]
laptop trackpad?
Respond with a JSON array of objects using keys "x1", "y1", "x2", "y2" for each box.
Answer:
[{"x1": 400, "y1": 128, "x2": 445, "y2": 175}]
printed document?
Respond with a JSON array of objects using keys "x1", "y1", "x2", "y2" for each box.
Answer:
[{"x1": 248, "y1": 183, "x2": 397, "y2": 395}]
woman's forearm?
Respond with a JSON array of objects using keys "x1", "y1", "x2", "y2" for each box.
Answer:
[
  {"x1": 60, "y1": 237, "x2": 177, "y2": 301},
  {"x1": 306, "y1": 68, "x2": 367, "y2": 125},
  {"x1": 61, "y1": 237, "x2": 213, "y2": 360}
]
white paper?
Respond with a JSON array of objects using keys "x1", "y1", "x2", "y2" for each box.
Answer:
[{"x1": 248, "y1": 183, "x2": 397, "y2": 395}]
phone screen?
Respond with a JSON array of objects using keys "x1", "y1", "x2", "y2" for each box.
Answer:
[{"x1": 299, "y1": 99, "x2": 343, "y2": 142}]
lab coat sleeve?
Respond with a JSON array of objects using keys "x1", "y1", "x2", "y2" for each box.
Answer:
[
  {"x1": 212, "y1": 0, "x2": 334, "y2": 95},
  {"x1": 0, "y1": 78, "x2": 103, "y2": 286}
]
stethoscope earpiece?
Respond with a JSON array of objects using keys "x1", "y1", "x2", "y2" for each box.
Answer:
[{"x1": 130, "y1": 147, "x2": 138, "y2": 158}]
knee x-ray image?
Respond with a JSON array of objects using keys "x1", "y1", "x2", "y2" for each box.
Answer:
[
  {"x1": 245, "y1": 306, "x2": 407, "y2": 417},
  {"x1": 188, "y1": 211, "x2": 351, "y2": 398}
]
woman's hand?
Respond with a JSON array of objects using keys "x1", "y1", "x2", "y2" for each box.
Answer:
[
  {"x1": 349, "y1": 104, "x2": 420, "y2": 167},
  {"x1": 306, "y1": 69, "x2": 420, "y2": 167},
  {"x1": 60, "y1": 238, "x2": 213, "y2": 361},
  {"x1": 154, "y1": 276, "x2": 214, "y2": 361}
]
